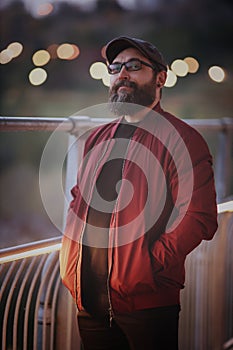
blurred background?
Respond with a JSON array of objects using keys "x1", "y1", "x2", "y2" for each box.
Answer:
[{"x1": 0, "y1": 0, "x2": 233, "y2": 248}]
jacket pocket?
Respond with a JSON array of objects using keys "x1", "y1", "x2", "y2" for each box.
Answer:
[{"x1": 151, "y1": 256, "x2": 185, "y2": 289}]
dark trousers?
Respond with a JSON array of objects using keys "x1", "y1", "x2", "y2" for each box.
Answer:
[{"x1": 77, "y1": 305, "x2": 180, "y2": 350}]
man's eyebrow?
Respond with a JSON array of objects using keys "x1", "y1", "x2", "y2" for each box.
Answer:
[{"x1": 112, "y1": 57, "x2": 140, "y2": 64}]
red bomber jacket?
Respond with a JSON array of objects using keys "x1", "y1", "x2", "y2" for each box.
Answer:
[{"x1": 60, "y1": 104, "x2": 218, "y2": 314}]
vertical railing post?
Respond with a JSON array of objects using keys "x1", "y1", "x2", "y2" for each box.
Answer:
[{"x1": 215, "y1": 118, "x2": 233, "y2": 202}]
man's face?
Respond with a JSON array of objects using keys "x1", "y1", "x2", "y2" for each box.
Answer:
[{"x1": 108, "y1": 47, "x2": 157, "y2": 116}]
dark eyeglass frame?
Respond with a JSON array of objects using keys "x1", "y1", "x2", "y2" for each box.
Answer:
[{"x1": 107, "y1": 58, "x2": 155, "y2": 75}]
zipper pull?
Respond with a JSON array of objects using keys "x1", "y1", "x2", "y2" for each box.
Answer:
[{"x1": 109, "y1": 307, "x2": 113, "y2": 327}]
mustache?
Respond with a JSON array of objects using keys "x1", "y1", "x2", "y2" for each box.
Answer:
[{"x1": 111, "y1": 80, "x2": 137, "y2": 94}]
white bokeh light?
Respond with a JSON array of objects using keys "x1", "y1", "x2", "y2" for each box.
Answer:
[
  {"x1": 102, "y1": 72, "x2": 111, "y2": 87},
  {"x1": 164, "y1": 69, "x2": 177, "y2": 87},
  {"x1": 7, "y1": 42, "x2": 23, "y2": 58},
  {"x1": 0, "y1": 49, "x2": 12, "y2": 64},
  {"x1": 171, "y1": 59, "x2": 189, "y2": 77},
  {"x1": 208, "y1": 66, "x2": 225, "y2": 83},
  {"x1": 0, "y1": 42, "x2": 24, "y2": 64},
  {"x1": 29, "y1": 67, "x2": 48, "y2": 86},
  {"x1": 89, "y1": 61, "x2": 108, "y2": 80}
]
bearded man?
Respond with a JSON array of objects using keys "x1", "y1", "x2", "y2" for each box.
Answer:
[{"x1": 60, "y1": 36, "x2": 218, "y2": 350}]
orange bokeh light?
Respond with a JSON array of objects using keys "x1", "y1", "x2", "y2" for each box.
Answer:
[
  {"x1": 66, "y1": 44, "x2": 80, "y2": 60},
  {"x1": 47, "y1": 44, "x2": 59, "y2": 59}
]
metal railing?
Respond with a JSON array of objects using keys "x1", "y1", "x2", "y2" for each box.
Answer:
[
  {"x1": 179, "y1": 207, "x2": 233, "y2": 350},
  {"x1": 1, "y1": 115, "x2": 232, "y2": 132},
  {"x1": 0, "y1": 249, "x2": 67, "y2": 350}
]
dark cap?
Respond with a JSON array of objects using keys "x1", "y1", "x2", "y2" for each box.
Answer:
[{"x1": 105, "y1": 36, "x2": 167, "y2": 71}]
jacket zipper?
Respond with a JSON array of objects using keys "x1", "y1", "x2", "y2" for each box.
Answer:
[
  {"x1": 106, "y1": 137, "x2": 133, "y2": 326},
  {"x1": 107, "y1": 262, "x2": 114, "y2": 326},
  {"x1": 107, "y1": 210, "x2": 116, "y2": 327}
]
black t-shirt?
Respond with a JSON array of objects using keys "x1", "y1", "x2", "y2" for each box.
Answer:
[{"x1": 81, "y1": 120, "x2": 137, "y2": 317}]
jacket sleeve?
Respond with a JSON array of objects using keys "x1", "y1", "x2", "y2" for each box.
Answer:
[
  {"x1": 151, "y1": 127, "x2": 218, "y2": 273},
  {"x1": 59, "y1": 234, "x2": 79, "y2": 300},
  {"x1": 59, "y1": 126, "x2": 102, "y2": 300},
  {"x1": 59, "y1": 134, "x2": 89, "y2": 300}
]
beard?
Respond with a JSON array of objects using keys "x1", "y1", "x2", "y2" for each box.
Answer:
[{"x1": 108, "y1": 78, "x2": 156, "y2": 116}]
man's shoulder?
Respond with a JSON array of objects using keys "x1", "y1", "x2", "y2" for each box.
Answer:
[
  {"x1": 158, "y1": 107, "x2": 205, "y2": 141},
  {"x1": 157, "y1": 108, "x2": 211, "y2": 157},
  {"x1": 159, "y1": 108, "x2": 190, "y2": 131}
]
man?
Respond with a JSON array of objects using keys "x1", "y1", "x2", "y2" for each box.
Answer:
[{"x1": 60, "y1": 36, "x2": 218, "y2": 350}]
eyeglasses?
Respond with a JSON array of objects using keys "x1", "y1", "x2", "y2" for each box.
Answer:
[{"x1": 107, "y1": 58, "x2": 155, "y2": 75}]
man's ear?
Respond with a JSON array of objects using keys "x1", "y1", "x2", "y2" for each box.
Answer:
[{"x1": 156, "y1": 71, "x2": 167, "y2": 87}]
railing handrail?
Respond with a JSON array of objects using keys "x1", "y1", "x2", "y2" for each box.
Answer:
[
  {"x1": 0, "y1": 116, "x2": 71, "y2": 132},
  {"x1": 0, "y1": 116, "x2": 233, "y2": 133},
  {"x1": 0, "y1": 236, "x2": 62, "y2": 258},
  {"x1": 0, "y1": 236, "x2": 62, "y2": 264}
]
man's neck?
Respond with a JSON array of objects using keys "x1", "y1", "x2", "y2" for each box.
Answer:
[{"x1": 124, "y1": 100, "x2": 159, "y2": 123}]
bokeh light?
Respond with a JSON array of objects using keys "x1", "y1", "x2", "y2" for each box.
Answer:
[
  {"x1": 208, "y1": 66, "x2": 225, "y2": 83},
  {"x1": 57, "y1": 43, "x2": 80, "y2": 60},
  {"x1": 57, "y1": 44, "x2": 74, "y2": 59},
  {"x1": 89, "y1": 61, "x2": 108, "y2": 79},
  {"x1": 184, "y1": 57, "x2": 199, "y2": 73},
  {"x1": 171, "y1": 59, "x2": 189, "y2": 77},
  {"x1": 164, "y1": 69, "x2": 177, "y2": 87},
  {"x1": 7, "y1": 42, "x2": 23, "y2": 58},
  {"x1": 29, "y1": 68, "x2": 48, "y2": 86},
  {"x1": 0, "y1": 42, "x2": 23, "y2": 64},
  {"x1": 37, "y1": 3, "x2": 54, "y2": 16},
  {"x1": 47, "y1": 44, "x2": 59, "y2": 59},
  {"x1": 0, "y1": 49, "x2": 12, "y2": 64},
  {"x1": 116, "y1": 0, "x2": 137, "y2": 10},
  {"x1": 32, "y1": 50, "x2": 50, "y2": 66},
  {"x1": 102, "y1": 72, "x2": 111, "y2": 87},
  {"x1": 66, "y1": 44, "x2": 80, "y2": 60},
  {"x1": 101, "y1": 45, "x2": 107, "y2": 60}
]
